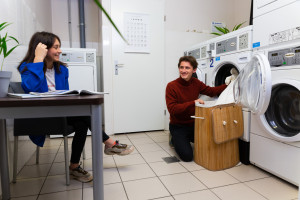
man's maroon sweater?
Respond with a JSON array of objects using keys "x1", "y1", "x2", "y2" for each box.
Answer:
[{"x1": 165, "y1": 77, "x2": 227, "y2": 126}]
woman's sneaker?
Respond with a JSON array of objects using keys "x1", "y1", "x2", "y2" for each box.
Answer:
[
  {"x1": 104, "y1": 140, "x2": 134, "y2": 156},
  {"x1": 70, "y1": 165, "x2": 93, "y2": 183}
]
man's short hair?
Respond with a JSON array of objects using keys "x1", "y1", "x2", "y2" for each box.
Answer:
[{"x1": 178, "y1": 56, "x2": 198, "y2": 69}]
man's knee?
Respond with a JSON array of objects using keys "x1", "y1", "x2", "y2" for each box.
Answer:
[{"x1": 177, "y1": 151, "x2": 193, "y2": 162}]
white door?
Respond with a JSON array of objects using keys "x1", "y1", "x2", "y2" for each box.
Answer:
[
  {"x1": 233, "y1": 53, "x2": 272, "y2": 114},
  {"x1": 102, "y1": 0, "x2": 165, "y2": 134}
]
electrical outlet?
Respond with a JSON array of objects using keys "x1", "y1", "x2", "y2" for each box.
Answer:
[{"x1": 239, "y1": 33, "x2": 248, "y2": 50}]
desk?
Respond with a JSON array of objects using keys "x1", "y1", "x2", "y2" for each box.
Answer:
[{"x1": 0, "y1": 95, "x2": 104, "y2": 200}]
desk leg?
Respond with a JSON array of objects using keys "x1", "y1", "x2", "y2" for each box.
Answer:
[
  {"x1": 0, "y1": 119, "x2": 10, "y2": 200},
  {"x1": 91, "y1": 105, "x2": 104, "y2": 200}
]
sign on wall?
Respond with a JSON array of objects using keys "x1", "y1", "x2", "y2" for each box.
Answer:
[{"x1": 124, "y1": 12, "x2": 150, "y2": 53}]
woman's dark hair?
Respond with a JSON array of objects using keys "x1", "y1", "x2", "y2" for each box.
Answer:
[
  {"x1": 178, "y1": 56, "x2": 198, "y2": 69},
  {"x1": 18, "y1": 31, "x2": 66, "y2": 73}
]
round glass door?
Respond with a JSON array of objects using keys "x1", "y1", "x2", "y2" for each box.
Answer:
[
  {"x1": 265, "y1": 83, "x2": 300, "y2": 138},
  {"x1": 233, "y1": 54, "x2": 272, "y2": 114}
]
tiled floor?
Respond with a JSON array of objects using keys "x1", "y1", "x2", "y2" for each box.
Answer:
[{"x1": 10, "y1": 131, "x2": 298, "y2": 200}]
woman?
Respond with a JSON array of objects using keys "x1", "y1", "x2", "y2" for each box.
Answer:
[{"x1": 18, "y1": 31, "x2": 134, "y2": 183}]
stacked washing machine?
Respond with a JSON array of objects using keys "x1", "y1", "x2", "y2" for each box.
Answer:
[
  {"x1": 206, "y1": 26, "x2": 254, "y2": 164},
  {"x1": 250, "y1": 0, "x2": 300, "y2": 186}
]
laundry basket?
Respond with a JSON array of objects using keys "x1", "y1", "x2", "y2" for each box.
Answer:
[{"x1": 194, "y1": 103, "x2": 243, "y2": 171}]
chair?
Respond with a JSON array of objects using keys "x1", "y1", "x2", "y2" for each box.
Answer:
[{"x1": 9, "y1": 82, "x2": 85, "y2": 186}]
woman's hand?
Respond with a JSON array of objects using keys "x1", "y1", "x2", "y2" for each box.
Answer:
[
  {"x1": 33, "y1": 43, "x2": 48, "y2": 63},
  {"x1": 195, "y1": 99, "x2": 205, "y2": 104}
]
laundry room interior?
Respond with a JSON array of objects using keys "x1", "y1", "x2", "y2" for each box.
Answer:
[{"x1": 0, "y1": 0, "x2": 299, "y2": 200}]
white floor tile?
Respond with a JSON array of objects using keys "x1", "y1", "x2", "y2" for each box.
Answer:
[
  {"x1": 40, "y1": 175, "x2": 82, "y2": 194},
  {"x1": 49, "y1": 162, "x2": 66, "y2": 176},
  {"x1": 26, "y1": 153, "x2": 56, "y2": 165},
  {"x1": 11, "y1": 196, "x2": 38, "y2": 200},
  {"x1": 155, "y1": 197, "x2": 174, "y2": 200},
  {"x1": 192, "y1": 170, "x2": 239, "y2": 188},
  {"x1": 179, "y1": 161, "x2": 204, "y2": 171},
  {"x1": 149, "y1": 161, "x2": 187, "y2": 176},
  {"x1": 126, "y1": 132, "x2": 149, "y2": 139},
  {"x1": 103, "y1": 167, "x2": 122, "y2": 184},
  {"x1": 224, "y1": 164, "x2": 270, "y2": 182},
  {"x1": 159, "y1": 172, "x2": 207, "y2": 195},
  {"x1": 82, "y1": 182, "x2": 128, "y2": 200},
  {"x1": 123, "y1": 177, "x2": 170, "y2": 200},
  {"x1": 17, "y1": 164, "x2": 51, "y2": 179},
  {"x1": 134, "y1": 143, "x2": 163, "y2": 153},
  {"x1": 151, "y1": 135, "x2": 169, "y2": 143},
  {"x1": 38, "y1": 189, "x2": 82, "y2": 200},
  {"x1": 245, "y1": 177, "x2": 298, "y2": 200},
  {"x1": 43, "y1": 138, "x2": 62, "y2": 147},
  {"x1": 173, "y1": 189, "x2": 220, "y2": 200},
  {"x1": 130, "y1": 137, "x2": 155, "y2": 145},
  {"x1": 10, "y1": 131, "x2": 300, "y2": 200},
  {"x1": 39, "y1": 145, "x2": 60, "y2": 155},
  {"x1": 10, "y1": 177, "x2": 45, "y2": 198},
  {"x1": 118, "y1": 163, "x2": 156, "y2": 181},
  {"x1": 140, "y1": 150, "x2": 170, "y2": 163},
  {"x1": 114, "y1": 153, "x2": 146, "y2": 167},
  {"x1": 212, "y1": 183, "x2": 267, "y2": 200}
]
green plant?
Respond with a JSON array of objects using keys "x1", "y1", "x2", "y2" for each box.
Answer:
[
  {"x1": 0, "y1": 22, "x2": 19, "y2": 71},
  {"x1": 211, "y1": 21, "x2": 246, "y2": 36},
  {"x1": 94, "y1": 0, "x2": 128, "y2": 44}
]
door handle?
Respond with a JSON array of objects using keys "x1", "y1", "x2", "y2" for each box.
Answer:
[{"x1": 115, "y1": 61, "x2": 125, "y2": 75}]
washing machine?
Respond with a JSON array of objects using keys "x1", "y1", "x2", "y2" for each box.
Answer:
[
  {"x1": 249, "y1": 0, "x2": 300, "y2": 186},
  {"x1": 250, "y1": 45, "x2": 300, "y2": 186},
  {"x1": 207, "y1": 26, "x2": 253, "y2": 145}
]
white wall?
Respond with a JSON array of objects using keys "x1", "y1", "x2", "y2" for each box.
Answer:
[
  {"x1": 51, "y1": 0, "x2": 101, "y2": 54},
  {"x1": 0, "y1": 0, "x2": 52, "y2": 197}
]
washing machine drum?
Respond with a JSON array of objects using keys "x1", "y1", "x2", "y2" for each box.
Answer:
[
  {"x1": 265, "y1": 84, "x2": 300, "y2": 137},
  {"x1": 214, "y1": 64, "x2": 238, "y2": 86}
]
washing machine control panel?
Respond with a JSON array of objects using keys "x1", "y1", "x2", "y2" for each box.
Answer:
[
  {"x1": 216, "y1": 37, "x2": 237, "y2": 55},
  {"x1": 187, "y1": 48, "x2": 200, "y2": 59},
  {"x1": 268, "y1": 47, "x2": 300, "y2": 66}
]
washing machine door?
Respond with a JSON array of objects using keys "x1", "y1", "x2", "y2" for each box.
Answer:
[
  {"x1": 261, "y1": 79, "x2": 300, "y2": 141},
  {"x1": 233, "y1": 54, "x2": 272, "y2": 114}
]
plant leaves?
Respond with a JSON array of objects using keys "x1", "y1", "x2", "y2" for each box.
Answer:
[
  {"x1": 0, "y1": 22, "x2": 11, "y2": 32},
  {"x1": 8, "y1": 36, "x2": 19, "y2": 44},
  {"x1": 5, "y1": 45, "x2": 19, "y2": 58},
  {"x1": 94, "y1": 0, "x2": 128, "y2": 44},
  {"x1": 214, "y1": 26, "x2": 227, "y2": 34},
  {"x1": 224, "y1": 27, "x2": 230, "y2": 33},
  {"x1": 233, "y1": 21, "x2": 246, "y2": 31},
  {"x1": 211, "y1": 32, "x2": 222, "y2": 36}
]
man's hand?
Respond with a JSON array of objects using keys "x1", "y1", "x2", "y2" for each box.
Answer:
[
  {"x1": 195, "y1": 99, "x2": 204, "y2": 104},
  {"x1": 33, "y1": 43, "x2": 48, "y2": 63}
]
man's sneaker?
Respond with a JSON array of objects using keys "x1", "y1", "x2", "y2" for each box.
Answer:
[
  {"x1": 70, "y1": 165, "x2": 93, "y2": 183},
  {"x1": 104, "y1": 140, "x2": 134, "y2": 156}
]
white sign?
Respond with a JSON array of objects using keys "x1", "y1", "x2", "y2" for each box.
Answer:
[{"x1": 211, "y1": 22, "x2": 226, "y2": 34}]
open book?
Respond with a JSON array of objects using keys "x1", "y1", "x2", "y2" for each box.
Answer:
[{"x1": 8, "y1": 90, "x2": 108, "y2": 99}]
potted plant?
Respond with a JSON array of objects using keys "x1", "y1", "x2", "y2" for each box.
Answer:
[{"x1": 0, "y1": 22, "x2": 19, "y2": 97}]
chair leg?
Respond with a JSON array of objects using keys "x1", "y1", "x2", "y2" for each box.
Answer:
[
  {"x1": 13, "y1": 136, "x2": 19, "y2": 183},
  {"x1": 36, "y1": 146, "x2": 40, "y2": 164},
  {"x1": 64, "y1": 136, "x2": 70, "y2": 186},
  {"x1": 82, "y1": 146, "x2": 86, "y2": 160}
]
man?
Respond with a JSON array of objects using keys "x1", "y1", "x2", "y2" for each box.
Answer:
[{"x1": 165, "y1": 56, "x2": 232, "y2": 162}]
